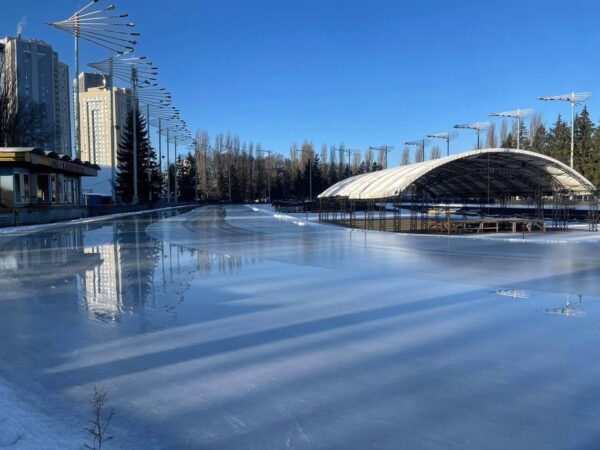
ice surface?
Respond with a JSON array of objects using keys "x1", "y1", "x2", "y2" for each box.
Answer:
[{"x1": 1, "y1": 205, "x2": 600, "y2": 449}]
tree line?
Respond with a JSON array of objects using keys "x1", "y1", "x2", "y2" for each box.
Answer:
[{"x1": 154, "y1": 108, "x2": 600, "y2": 203}]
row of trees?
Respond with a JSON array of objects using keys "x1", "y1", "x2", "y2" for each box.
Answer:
[
  {"x1": 191, "y1": 133, "x2": 390, "y2": 203},
  {"x1": 186, "y1": 108, "x2": 600, "y2": 203}
]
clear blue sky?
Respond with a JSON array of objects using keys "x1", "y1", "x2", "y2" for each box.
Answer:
[{"x1": 2, "y1": 0, "x2": 599, "y2": 164}]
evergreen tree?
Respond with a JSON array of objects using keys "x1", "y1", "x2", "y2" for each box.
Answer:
[
  {"x1": 547, "y1": 114, "x2": 571, "y2": 165},
  {"x1": 116, "y1": 109, "x2": 162, "y2": 203},
  {"x1": 176, "y1": 152, "x2": 198, "y2": 201},
  {"x1": 574, "y1": 106, "x2": 595, "y2": 179}
]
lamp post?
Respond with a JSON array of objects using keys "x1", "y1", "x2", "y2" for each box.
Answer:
[
  {"x1": 47, "y1": 0, "x2": 137, "y2": 159},
  {"x1": 405, "y1": 139, "x2": 430, "y2": 162},
  {"x1": 221, "y1": 142, "x2": 232, "y2": 203},
  {"x1": 538, "y1": 92, "x2": 591, "y2": 169},
  {"x1": 256, "y1": 149, "x2": 274, "y2": 202},
  {"x1": 89, "y1": 54, "x2": 158, "y2": 204},
  {"x1": 167, "y1": 126, "x2": 191, "y2": 204},
  {"x1": 298, "y1": 146, "x2": 314, "y2": 201},
  {"x1": 453, "y1": 122, "x2": 491, "y2": 150},
  {"x1": 368, "y1": 145, "x2": 394, "y2": 169},
  {"x1": 427, "y1": 132, "x2": 456, "y2": 157},
  {"x1": 489, "y1": 108, "x2": 533, "y2": 150}
]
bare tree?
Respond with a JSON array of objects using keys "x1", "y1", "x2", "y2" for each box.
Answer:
[
  {"x1": 320, "y1": 144, "x2": 328, "y2": 179},
  {"x1": 84, "y1": 386, "x2": 115, "y2": 450},
  {"x1": 401, "y1": 146, "x2": 410, "y2": 165},
  {"x1": 485, "y1": 122, "x2": 497, "y2": 148},
  {"x1": 529, "y1": 112, "x2": 542, "y2": 144},
  {"x1": 415, "y1": 145, "x2": 425, "y2": 163},
  {"x1": 289, "y1": 143, "x2": 299, "y2": 172},
  {"x1": 499, "y1": 119, "x2": 508, "y2": 146},
  {"x1": 376, "y1": 146, "x2": 385, "y2": 168},
  {"x1": 364, "y1": 147, "x2": 373, "y2": 167},
  {"x1": 429, "y1": 145, "x2": 441, "y2": 160},
  {"x1": 351, "y1": 151, "x2": 360, "y2": 173}
]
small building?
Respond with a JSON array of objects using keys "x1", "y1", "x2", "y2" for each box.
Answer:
[{"x1": 0, "y1": 147, "x2": 100, "y2": 208}]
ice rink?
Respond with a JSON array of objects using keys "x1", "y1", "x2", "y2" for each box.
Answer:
[{"x1": 1, "y1": 205, "x2": 600, "y2": 449}]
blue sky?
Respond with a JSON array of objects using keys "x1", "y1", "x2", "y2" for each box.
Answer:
[{"x1": 2, "y1": 0, "x2": 599, "y2": 164}]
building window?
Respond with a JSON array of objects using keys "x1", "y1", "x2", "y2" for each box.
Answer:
[
  {"x1": 36, "y1": 174, "x2": 50, "y2": 203},
  {"x1": 13, "y1": 173, "x2": 30, "y2": 204},
  {"x1": 14, "y1": 174, "x2": 20, "y2": 203},
  {"x1": 50, "y1": 174, "x2": 57, "y2": 203}
]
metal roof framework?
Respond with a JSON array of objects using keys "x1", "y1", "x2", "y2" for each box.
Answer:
[{"x1": 318, "y1": 148, "x2": 595, "y2": 200}]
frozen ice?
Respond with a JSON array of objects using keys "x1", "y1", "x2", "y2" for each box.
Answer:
[{"x1": 1, "y1": 205, "x2": 600, "y2": 449}]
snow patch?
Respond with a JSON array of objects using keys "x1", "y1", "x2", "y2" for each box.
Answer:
[{"x1": 0, "y1": 378, "x2": 80, "y2": 449}]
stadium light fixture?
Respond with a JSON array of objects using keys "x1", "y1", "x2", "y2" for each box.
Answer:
[
  {"x1": 489, "y1": 108, "x2": 533, "y2": 150},
  {"x1": 538, "y1": 92, "x2": 591, "y2": 168},
  {"x1": 368, "y1": 145, "x2": 394, "y2": 169},
  {"x1": 453, "y1": 122, "x2": 491, "y2": 150},
  {"x1": 427, "y1": 131, "x2": 457, "y2": 157},
  {"x1": 404, "y1": 139, "x2": 430, "y2": 162},
  {"x1": 48, "y1": 0, "x2": 137, "y2": 159}
]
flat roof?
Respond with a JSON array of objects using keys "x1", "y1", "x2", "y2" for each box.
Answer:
[{"x1": 0, "y1": 147, "x2": 100, "y2": 177}]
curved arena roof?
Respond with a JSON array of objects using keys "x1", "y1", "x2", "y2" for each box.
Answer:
[{"x1": 318, "y1": 148, "x2": 595, "y2": 200}]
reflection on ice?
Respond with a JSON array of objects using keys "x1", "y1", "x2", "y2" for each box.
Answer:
[
  {"x1": 1, "y1": 205, "x2": 600, "y2": 449},
  {"x1": 492, "y1": 289, "x2": 529, "y2": 300},
  {"x1": 539, "y1": 295, "x2": 586, "y2": 317}
]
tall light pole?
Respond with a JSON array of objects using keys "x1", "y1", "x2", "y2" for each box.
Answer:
[
  {"x1": 489, "y1": 108, "x2": 533, "y2": 150},
  {"x1": 257, "y1": 149, "x2": 274, "y2": 202},
  {"x1": 369, "y1": 145, "x2": 394, "y2": 169},
  {"x1": 427, "y1": 132, "x2": 457, "y2": 157},
  {"x1": 220, "y1": 143, "x2": 232, "y2": 203},
  {"x1": 90, "y1": 54, "x2": 158, "y2": 203},
  {"x1": 166, "y1": 125, "x2": 190, "y2": 203},
  {"x1": 453, "y1": 122, "x2": 490, "y2": 150},
  {"x1": 298, "y1": 146, "x2": 314, "y2": 201},
  {"x1": 90, "y1": 56, "x2": 165, "y2": 203},
  {"x1": 538, "y1": 92, "x2": 591, "y2": 169},
  {"x1": 47, "y1": 0, "x2": 137, "y2": 159},
  {"x1": 150, "y1": 109, "x2": 181, "y2": 200},
  {"x1": 405, "y1": 139, "x2": 430, "y2": 162}
]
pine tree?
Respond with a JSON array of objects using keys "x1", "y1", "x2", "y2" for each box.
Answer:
[
  {"x1": 547, "y1": 115, "x2": 571, "y2": 165},
  {"x1": 574, "y1": 106, "x2": 595, "y2": 179},
  {"x1": 116, "y1": 109, "x2": 162, "y2": 203},
  {"x1": 176, "y1": 152, "x2": 198, "y2": 201}
]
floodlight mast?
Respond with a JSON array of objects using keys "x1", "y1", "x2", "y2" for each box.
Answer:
[
  {"x1": 489, "y1": 108, "x2": 533, "y2": 150},
  {"x1": 538, "y1": 92, "x2": 591, "y2": 169},
  {"x1": 256, "y1": 149, "x2": 275, "y2": 202},
  {"x1": 298, "y1": 146, "x2": 314, "y2": 201},
  {"x1": 453, "y1": 122, "x2": 490, "y2": 150},
  {"x1": 368, "y1": 145, "x2": 394, "y2": 169},
  {"x1": 47, "y1": 0, "x2": 137, "y2": 159},
  {"x1": 90, "y1": 54, "x2": 160, "y2": 204},
  {"x1": 427, "y1": 132, "x2": 456, "y2": 157},
  {"x1": 404, "y1": 139, "x2": 429, "y2": 162}
]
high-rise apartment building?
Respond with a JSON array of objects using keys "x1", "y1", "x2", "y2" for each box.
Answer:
[
  {"x1": 0, "y1": 35, "x2": 71, "y2": 154},
  {"x1": 78, "y1": 72, "x2": 132, "y2": 167}
]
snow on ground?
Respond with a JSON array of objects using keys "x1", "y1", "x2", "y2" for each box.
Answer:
[{"x1": 0, "y1": 377, "x2": 81, "y2": 449}]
